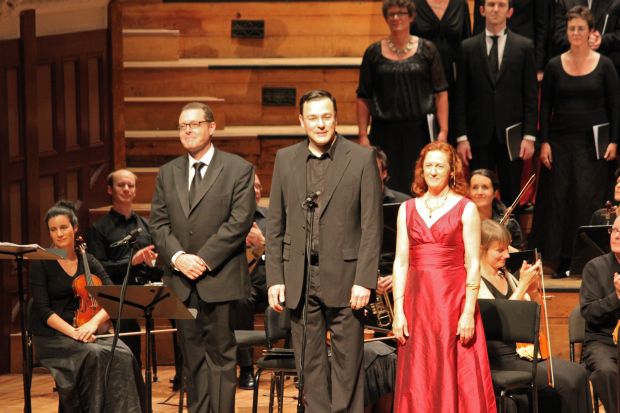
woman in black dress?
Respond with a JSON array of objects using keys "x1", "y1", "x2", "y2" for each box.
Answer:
[
  {"x1": 29, "y1": 201, "x2": 144, "y2": 412},
  {"x1": 479, "y1": 220, "x2": 592, "y2": 413},
  {"x1": 357, "y1": 0, "x2": 449, "y2": 193},
  {"x1": 530, "y1": 6, "x2": 620, "y2": 274}
]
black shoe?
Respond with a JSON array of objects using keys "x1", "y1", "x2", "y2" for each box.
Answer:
[
  {"x1": 170, "y1": 376, "x2": 181, "y2": 392},
  {"x1": 238, "y1": 367, "x2": 256, "y2": 390}
]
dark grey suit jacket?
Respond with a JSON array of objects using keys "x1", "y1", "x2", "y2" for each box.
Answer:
[
  {"x1": 266, "y1": 136, "x2": 383, "y2": 309},
  {"x1": 454, "y1": 30, "x2": 538, "y2": 147},
  {"x1": 150, "y1": 148, "x2": 256, "y2": 303}
]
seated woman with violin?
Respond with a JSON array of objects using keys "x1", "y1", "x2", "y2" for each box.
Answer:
[
  {"x1": 479, "y1": 220, "x2": 591, "y2": 413},
  {"x1": 29, "y1": 201, "x2": 144, "y2": 412},
  {"x1": 590, "y1": 168, "x2": 620, "y2": 225}
]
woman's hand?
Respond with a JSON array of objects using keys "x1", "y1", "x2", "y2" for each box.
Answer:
[
  {"x1": 74, "y1": 321, "x2": 98, "y2": 343},
  {"x1": 540, "y1": 143, "x2": 553, "y2": 169},
  {"x1": 604, "y1": 143, "x2": 617, "y2": 161},
  {"x1": 392, "y1": 311, "x2": 409, "y2": 345},
  {"x1": 456, "y1": 311, "x2": 475, "y2": 345},
  {"x1": 519, "y1": 259, "x2": 543, "y2": 297}
]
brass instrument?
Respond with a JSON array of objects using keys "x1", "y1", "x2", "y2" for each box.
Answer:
[{"x1": 368, "y1": 271, "x2": 394, "y2": 328}]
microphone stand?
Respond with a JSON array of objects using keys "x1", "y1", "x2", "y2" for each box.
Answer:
[
  {"x1": 103, "y1": 235, "x2": 140, "y2": 409},
  {"x1": 297, "y1": 193, "x2": 318, "y2": 413}
]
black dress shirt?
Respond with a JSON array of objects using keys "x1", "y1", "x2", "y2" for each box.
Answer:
[
  {"x1": 306, "y1": 139, "x2": 337, "y2": 253},
  {"x1": 87, "y1": 208, "x2": 162, "y2": 284}
]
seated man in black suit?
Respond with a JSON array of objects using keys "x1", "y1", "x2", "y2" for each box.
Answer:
[
  {"x1": 454, "y1": 0, "x2": 538, "y2": 205},
  {"x1": 231, "y1": 172, "x2": 269, "y2": 389},
  {"x1": 580, "y1": 214, "x2": 620, "y2": 413},
  {"x1": 373, "y1": 146, "x2": 411, "y2": 204}
]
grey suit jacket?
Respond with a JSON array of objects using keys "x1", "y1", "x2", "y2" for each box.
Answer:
[
  {"x1": 266, "y1": 135, "x2": 383, "y2": 309},
  {"x1": 150, "y1": 148, "x2": 256, "y2": 303}
]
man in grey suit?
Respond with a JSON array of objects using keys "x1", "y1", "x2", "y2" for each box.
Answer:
[
  {"x1": 266, "y1": 89, "x2": 383, "y2": 412},
  {"x1": 150, "y1": 102, "x2": 255, "y2": 413}
]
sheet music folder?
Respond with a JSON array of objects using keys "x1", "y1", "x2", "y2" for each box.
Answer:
[
  {"x1": 86, "y1": 285, "x2": 196, "y2": 320},
  {"x1": 505, "y1": 122, "x2": 523, "y2": 162}
]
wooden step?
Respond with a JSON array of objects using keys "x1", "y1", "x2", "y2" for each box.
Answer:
[
  {"x1": 123, "y1": 28, "x2": 180, "y2": 61},
  {"x1": 121, "y1": 2, "x2": 387, "y2": 58},
  {"x1": 124, "y1": 96, "x2": 226, "y2": 130}
]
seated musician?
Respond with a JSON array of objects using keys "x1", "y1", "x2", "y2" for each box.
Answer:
[
  {"x1": 589, "y1": 168, "x2": 620, "y2": 225},
  {"x1": 86, "y1": 169, "x2": 163, "y2": 366},
  {"x1": 580, "y1": 214, "x2": 620, "y2": 413},
  {"x1": 29, "y1": 201, "x2": 144, "y2": 412},
  {"x1": 373, "y1": 146, "x2": 411, "y2": 204},
  {"x1": 479, "y1": 220, "x2": 592, "y2": 413},
  {"x1": 231, "y1": 172, "x2": 269, "y2": 389},
  {"x1": 469, "y1": 169, "x2": 525, "y2": 250}
]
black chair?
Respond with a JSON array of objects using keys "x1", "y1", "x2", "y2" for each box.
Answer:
[
  {"x1": 568, "y1": 304, "x2": 600, "y2": 413},
  {"x1": 478, "y1": 299, "x2": 541, "y2": 413},
  {"x1": 251, "y1": 307, "x2": 296, "y2": 413}
]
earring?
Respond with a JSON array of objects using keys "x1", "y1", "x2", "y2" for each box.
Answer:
[{"x1": 451, "y1": 174, "x2": 456, "y2": 188}]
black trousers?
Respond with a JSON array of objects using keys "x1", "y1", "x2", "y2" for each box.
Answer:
[
  {"x1": 176, "y1": 288, "x2": 237, "y2": 413},
  {"x1": 290, "y1": 264, "x2": 365, "y2": 413},
  {"x1": 583, "y1": 339, "x2": 618, "y2": 413}
]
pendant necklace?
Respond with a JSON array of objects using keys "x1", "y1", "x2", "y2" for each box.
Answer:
[{"x1": 424, "y1": 188, "x2": 450, "y2": 218}]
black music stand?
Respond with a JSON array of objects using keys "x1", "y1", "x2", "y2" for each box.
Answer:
[
  {"x1": 87, "y1": 285, "x2": 196, "y2": 413},
  {"x1": 0, "y1": 242, "x2": 66, "y2": 413},
  {"x1": 569, "y1": 225, "x2": 611, "y2": 276}
]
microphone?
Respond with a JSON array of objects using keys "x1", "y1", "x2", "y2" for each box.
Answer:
[
  {"x1": 302, "y1": 191, "x2": 321, "y2": 208},
  {"x1": 110, "y1": 228, "x2": 143, "y2": 248}
]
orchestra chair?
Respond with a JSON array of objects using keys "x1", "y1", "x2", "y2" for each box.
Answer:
[
  {"x1": 568, "y1": 304, "x2": 600, "y2": 413},
  {"x1": 478, "y1": 299, "x2": 541, "y2": 413},
  {"x1": 251, "y1": 307, "x2": 296, "y2": 413}
]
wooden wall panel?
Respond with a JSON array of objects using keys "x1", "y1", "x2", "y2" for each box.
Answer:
[
  {"x1": 38, "y1": 175, "x2": 56, "y2": 245},
  {"x1": 63, "y1": 61, "x2": 79, "y2": 149},
  {"x1": 7, "y1": 69, "x2": 21, "y2": 160},
  {"x1": 9, "y1": 183, "x2": 23, "y2": 243},
  {"x1": 36, "y1": 64, "x2": 54, "y2": 154},
  {"x1": 88, "y1": 58, "x2": 103, "y2": 146}
]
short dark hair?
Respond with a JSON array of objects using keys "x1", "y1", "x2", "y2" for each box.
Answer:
[
  {"x1": 45, "y1": 200, "x2": 79, "y2": 228},
  {"x1": 482, "y1": 0, "x2": 513, "y2": 8},
  {"x1": 299, "y1": 89, "x2": 338, "y2": 116},
  {"x1": 373, "y1": 146, "x2": 389, "y2": 170},
  {"x1": 566, "y1": 5, "x2": 594, "y2": 30},
  {"x1": 181, "y1": 102, "x2": 215, "y2": 122},
  {"x1": 107, "y1": 169, "x2": 138, "y2": 187},
  {"x1": 470, "y1": 169, "x2": 501, "y2": 192},
  {"x1": 382, "y1": 0, "x2": 416, "y2": 19}
]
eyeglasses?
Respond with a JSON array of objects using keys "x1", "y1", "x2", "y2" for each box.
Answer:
[
  {"x1": 177, "y1": 121, "x2": 209, "y2": 131},
  {"x1": 608, "y1": 228, "x2": 620, "y2": 236},
  {"x1": 387, "y1": 11, "x2": 410, "y2": 19}
]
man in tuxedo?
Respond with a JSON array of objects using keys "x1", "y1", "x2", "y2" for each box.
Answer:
[
  {"x1": 454, "y1": 0, "x2": 538, "y2": 204},
  {"x1": 580, "y1": 214, "x2": 620, "y2": 413},
  {"x1": 266, "y1": 89, "x2": 383, "y2": 412},
  {"x1": 150, "y1": 102, "x2": 255, "y2": 413},
  {"x1": 552, "y1": 0, "x2": 620, "y2": 72}
]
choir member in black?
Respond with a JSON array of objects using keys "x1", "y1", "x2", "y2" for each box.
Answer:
[
  {"x1": 373, "y1": 146, "x2": 412, "y2": 204},
  {"x1": 30, "y1": 201, "x2": 144, "y2": 412},
  {"x1": 473, "y1": 0, "x2": 551, "y2": 73},
  {"x1": 469, "y1": 169, "x2": 525, "y2": 250},
  {"x1": 590, "y1": 167, "x2": 620, "y2": 224},
  {"x1": 580, "y1": 214, "x2": 620, "y2": 413},
  {"x1": 530, "y1": 6, "x2": 620, "y2": 275},
  {"x1": 231, "y1": 173, "x2": 269, "y2": 389},
  {"x1": 479, "y1": 220, "x2": 592, "y2": 413},
  {"x1": 454, "y1": 0, "x2": 538, "y2": 204},
  {"x1": 552, "y1": 0, "x2": 620, "y2": 74},
  {"x1": 87, "y1": 169, "x2": 162, "y2": 365},
  {"x1": 357, "y1": 0, "x2": 449, "y2": 193}
]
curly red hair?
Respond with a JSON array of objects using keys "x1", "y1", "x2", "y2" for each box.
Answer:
[{"x1": 411, "y1": 142, "x2": 468, "y2": 197}]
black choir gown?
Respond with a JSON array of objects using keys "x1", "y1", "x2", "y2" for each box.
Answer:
[{"x1": 29, "y1": 253, "x2": 145, "y2": 413}]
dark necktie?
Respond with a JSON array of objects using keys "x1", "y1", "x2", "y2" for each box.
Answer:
[
  {"x1": 489, "y1": 35, "x2": 499, "y2": 79},
  {"x1": 189, "y1": 162, "x2": 205, "y2": 208}
]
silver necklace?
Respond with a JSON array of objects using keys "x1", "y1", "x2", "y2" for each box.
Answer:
[
  {"x1": 387, "y1": 36, "x2": 414, "y2": 57},
  {"x1": 424, "y1": 188, "x2": 450, "y2": 218}
]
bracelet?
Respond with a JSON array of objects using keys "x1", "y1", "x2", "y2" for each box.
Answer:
[
  {"x1": 392, "y1": 294, "x2": 405, "y2": 302},
  {"x1": 465, "y1": 283, "x2": 480, "y2": 290}
]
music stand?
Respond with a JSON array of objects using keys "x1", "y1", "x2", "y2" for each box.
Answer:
[
  {"x1": 505, "y1": 249, "x2": 538, "y2": 276},
  {"x1": 87, "y1": 285, "x2": 196, "y2": 413},
  {"x1": 0, "y1": 242, "x2": 66, "y2": 413},
  {"x1": 569, "y1": 225, "x2": 611, "y2": 276}
]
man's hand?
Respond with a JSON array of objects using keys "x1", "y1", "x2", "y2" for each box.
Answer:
[
  {"x1": 540, "y1": 142, "x2": 553, "y2": 170},
  {"x1": 604, "y1": 143, "x2": 617, "y2": 161},
  {"x1": 132, "y1": 245, "x2": 158, "y2": 267},
  {"x1": 246, "y1": 222, "x2": 265, "y2": 249},
  {"x1": 268, "y1": 284, "x2": 286, "y2": 312},
  {"x1": 350, "y1": 285, "x2": 370, "y2": 310},
  {"x1": 376, "y1": 275, "x2": 393, "y2": 295},
  {"x1": 589, "y1": 30, "x2": 602, "y2": 50},
  {"x1": 456, "y1": 140, "x2": 472, "y2": 167},
  {"x1": 174, "y1": 253, "x2": 207, "y2": 280},
  {"x1": 519, "y1": 139, "x2": 535, "y2": 161}
]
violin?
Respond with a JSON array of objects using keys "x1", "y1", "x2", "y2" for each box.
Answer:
[{"x1": 72, "y1": 237, "x2": 110, "y2": 334}]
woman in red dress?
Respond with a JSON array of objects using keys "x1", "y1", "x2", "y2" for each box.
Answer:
[{"x1": 391, "y1": 142, "x2": 496, "y2": 412}]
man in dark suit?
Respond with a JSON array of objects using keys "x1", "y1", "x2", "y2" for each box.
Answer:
[
  {"x1": 150, "y1": 102, "x2": 255, "y2": 413},
  {"x1": 552, "y1": 0, "x2": 620, "y2": 72},
  {"x1": 454, "y1": 0, "x2": 538, "y2": 204},
  {"x1": 266, "y1": 89, "x2": 383, "y2": 412}
]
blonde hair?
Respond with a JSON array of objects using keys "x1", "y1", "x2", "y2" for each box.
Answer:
[{"x1": 481, "y1": 219, "x2": 511, "y2": 251}]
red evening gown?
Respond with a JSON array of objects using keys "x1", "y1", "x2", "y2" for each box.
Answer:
[{"x1": 394, "y1": 197, "x2": 496, "y2": 412}]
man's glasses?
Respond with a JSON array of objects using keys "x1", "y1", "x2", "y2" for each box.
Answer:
[
  {"x1": 177, "y1": 121, "x2": 209, "y2": 131},
  {"x1": 608, "y1": 227, "x2": 620, "y2": 236}
]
